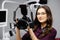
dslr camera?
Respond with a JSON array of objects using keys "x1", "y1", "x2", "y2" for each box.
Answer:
[{"x1": 14, "y1": 4, "x2": 34, "y2": 29}]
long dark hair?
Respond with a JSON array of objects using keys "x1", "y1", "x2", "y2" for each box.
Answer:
[{"x1": 34, "y1": 5, "x2": 53, "y2": 38}]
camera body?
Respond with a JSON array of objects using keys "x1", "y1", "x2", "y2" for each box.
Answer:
[
  {"x1": 14, "y1": 4, "x2": 34, "y2": 29},
  {"x1": 15, "y1": 18, "x2": 34, "y2": 29}
]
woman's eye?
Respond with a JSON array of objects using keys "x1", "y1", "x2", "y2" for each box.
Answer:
[
  {"x1": 41, "y1": 13, "x2": 46, "y2": 15},
  {"x1": 37, "y1": 12, "x2": 46, "y2": 15}
]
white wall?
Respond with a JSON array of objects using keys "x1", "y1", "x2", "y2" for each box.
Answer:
[{"x1": 47, "y1": 0, "x2": 60, "y2": 38}]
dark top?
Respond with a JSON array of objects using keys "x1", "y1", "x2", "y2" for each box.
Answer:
[{"x1": 22, "y1": 26, "x2": 57, "y2": 40}]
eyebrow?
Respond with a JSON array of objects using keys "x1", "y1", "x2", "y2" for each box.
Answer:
[{"x1": 37, "y1": 12, "x2": 46, "y2": 14}]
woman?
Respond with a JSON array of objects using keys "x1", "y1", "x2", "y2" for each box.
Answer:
[{"x1": 15, "y1": 5, "x2": 57, "y2": 40}]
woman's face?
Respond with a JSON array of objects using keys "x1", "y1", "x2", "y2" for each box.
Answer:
[{"x1": 37, "y1": 8, "x2": 47, "y2": 23}]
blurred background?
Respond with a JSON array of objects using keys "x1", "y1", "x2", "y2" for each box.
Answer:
[{"x1": 0, "y1": 0, "x2": 60, "y2": 40}]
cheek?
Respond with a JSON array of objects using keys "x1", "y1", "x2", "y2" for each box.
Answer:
[
  {"x1": 37, "y1": 15, "x2": 48, "y2": 22},
  {"x1": 37, "y1": 15, "x2": 47, "y2": 20},
  {"x1": 43, "y1": 15, "x2": 47, "y2": 21},
  {"x1": 37, "y1": 15, "x2": 40, "y2": 20}
]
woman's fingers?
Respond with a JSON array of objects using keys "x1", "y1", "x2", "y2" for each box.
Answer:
[{"x1": 15, "y1": 18, "x2": 18, "y2": 23}]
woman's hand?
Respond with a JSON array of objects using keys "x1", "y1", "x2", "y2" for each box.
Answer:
[
  {"x1": 27, "y1": 26, "x2": 32, "y2": 30},
  {"x1": 15, "y1": 27, "x2": 22, "y2": 40},
  {"x1": 27, "y1": 26, "x2": 39, "y2": 40},
  {"x1": 15, "y1": 18, "x2": 18, "y2": 23}
]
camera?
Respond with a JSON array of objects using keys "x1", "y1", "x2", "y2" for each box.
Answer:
[
  {"x1": 14, "y1": 4, "x2": 34, "y2": 29},
  {"x1": 15, "y1": 18, "x2": 34, "y2": 29}
]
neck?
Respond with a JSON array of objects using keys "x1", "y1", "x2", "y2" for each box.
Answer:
[{"x1": 41, "y1": 22, "x2": 47, "y2": 29}]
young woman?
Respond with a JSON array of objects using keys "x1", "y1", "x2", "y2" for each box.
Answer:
[{"x1": 15, "y1": 5, "x2": 57, "y2": 40}]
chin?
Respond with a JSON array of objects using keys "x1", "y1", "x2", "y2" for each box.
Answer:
[{"x1": 39, "y1": 20, "x2": 46, "y2": 23}]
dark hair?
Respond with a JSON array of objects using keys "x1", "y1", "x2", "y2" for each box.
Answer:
[
  {"x1": 34, "y1": 5, "x2": 53, "y2": 28},
  {"x1": 34, "y1": 5, "x2": 53, "y2": 38}
]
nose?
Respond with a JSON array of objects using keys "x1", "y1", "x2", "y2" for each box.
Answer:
[{"x1": 38, "y1": 15, "x2": 42, "y2": 19}]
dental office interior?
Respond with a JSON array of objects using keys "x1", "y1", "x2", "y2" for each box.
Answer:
[{"x1": 0, "y1": 0, "x2": 60, "y2": 40}]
